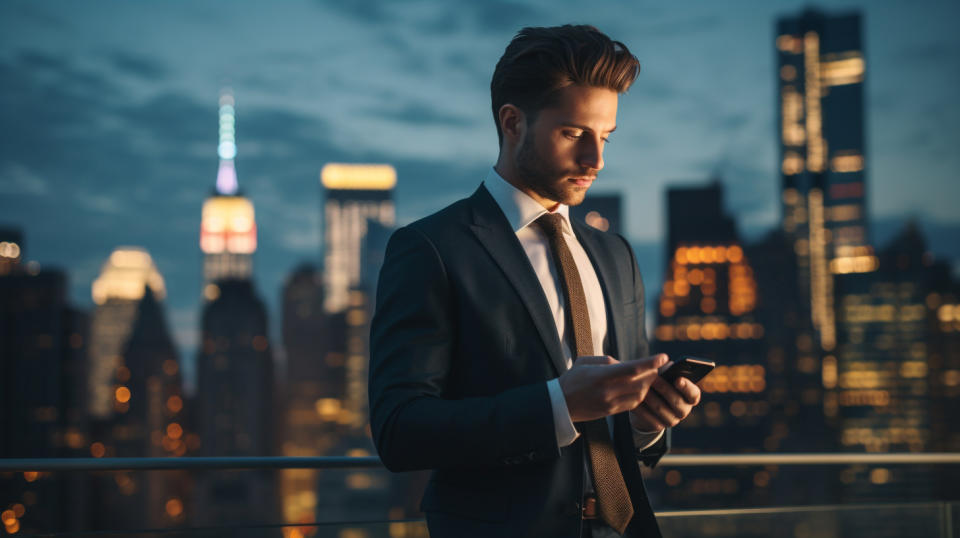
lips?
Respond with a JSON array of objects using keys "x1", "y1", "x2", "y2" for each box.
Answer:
[{"x1": 570, "y1": 177, "x2": 595, "y2": 187}]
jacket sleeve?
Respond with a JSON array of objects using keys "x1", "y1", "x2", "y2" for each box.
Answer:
[
  {"x1": 617, "y1": 234, "x2": 670, "y2": 468},
  {"x1": 368, "y1": 225, "x2": 560, "y2": 472}
]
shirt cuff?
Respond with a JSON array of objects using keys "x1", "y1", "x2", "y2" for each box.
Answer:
[
  {"x1": 631, "y1": 426, "x2": 664, "y2": 452},
  {"x1": 546, "y1": 378, "x2": 579, "y2": 448}
]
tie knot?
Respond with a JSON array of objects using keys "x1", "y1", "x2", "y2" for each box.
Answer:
[{"x1": 535, "y1": 213, "x2": 565, "y2": 239}]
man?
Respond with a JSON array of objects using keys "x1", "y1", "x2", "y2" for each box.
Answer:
[{"x1": 369, "y1": 25, "x2": 702, "y2": 537}]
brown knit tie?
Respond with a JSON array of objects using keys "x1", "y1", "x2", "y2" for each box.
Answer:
[{"x1": 536, "y1": 213, "x2": 634, "y2": 534}]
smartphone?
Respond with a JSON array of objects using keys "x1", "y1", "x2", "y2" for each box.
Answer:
[{"x1": 659, "y1": 356, "x2": 716, "y2": 384}]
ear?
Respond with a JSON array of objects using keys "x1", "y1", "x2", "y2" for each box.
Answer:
[{"x1": 498, "y1": 104, "x2": 526, "y2": 143}]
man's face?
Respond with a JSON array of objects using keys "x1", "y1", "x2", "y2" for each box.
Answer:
[{"x1": 514, "y1": 85, "x2": 619, "y2": 209}]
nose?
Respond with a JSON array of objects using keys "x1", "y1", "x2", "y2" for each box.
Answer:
[{"x1": 578, "y1": 136, "x2": 604, "y2": 172}]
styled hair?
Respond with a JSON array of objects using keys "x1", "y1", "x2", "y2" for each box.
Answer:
[{"x1": 490, "y1": 25, "x2": 640, "y2": 144}]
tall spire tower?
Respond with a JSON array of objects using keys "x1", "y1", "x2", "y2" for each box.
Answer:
[
  {"x1": 195, "y1": 90, "x2": 277, "y2": 525},
  {"x1": 199, "y1": 89, "x2": 256, "y2": 290}
]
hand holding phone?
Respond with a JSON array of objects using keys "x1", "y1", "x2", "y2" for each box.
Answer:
[{"x1": 659, "y1": 356, "x2": 715, "y2": 384}]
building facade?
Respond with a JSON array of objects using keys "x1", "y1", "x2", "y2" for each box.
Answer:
[{"x1": 320, "y1": 163, "x2": 395, "y2": 313}]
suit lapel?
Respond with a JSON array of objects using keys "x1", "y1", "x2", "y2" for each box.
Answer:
[
  {"x1": 468, "y1": 186, "x2": 568, "y2": 377},
  {"x1": 573, "y1": 221, "x2": 628, "y2": 363}
]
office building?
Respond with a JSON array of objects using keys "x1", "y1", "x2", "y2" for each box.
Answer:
[
  {"x1": 320, "y1": 163, "x2": 395, "y2": 313},
  {"x1": 832, "y1": 224, "x2": 939, "y2": 502},
  {"x1": 651, "y1": 181, "x2": 768, "y2": 508},
  {"x1": 0, "y1": 234, "x2": 88, "y2": 533},
  {"x1": 96, "y1": 287, "x2": 191, "y2": 529},
  {"x1": 777, "y1": 8, "x2": 873, "y2": 353},
  {"x1": 279, "y1": 265, "x2": 348, "y2": 529},
  {"x1": 88, "y1": 247, "x2": 167, "y2": 419}
]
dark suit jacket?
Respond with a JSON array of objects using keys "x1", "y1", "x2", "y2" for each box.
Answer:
[{"x1": 369, "y1": 184, "x2": 666, "y2": 537}]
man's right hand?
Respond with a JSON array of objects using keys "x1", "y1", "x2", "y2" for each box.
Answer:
[{"x1": 558, "y1": 354, "x2": 668, "y2": 423}]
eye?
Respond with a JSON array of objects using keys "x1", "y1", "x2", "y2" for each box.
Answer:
[{"x1": 564, "y1": 130, "x2": 584, "y2": 140}]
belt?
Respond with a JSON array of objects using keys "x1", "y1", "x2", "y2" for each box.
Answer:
[{"x1": 582, "y1": 494, "x2": 597, "y2": 520}]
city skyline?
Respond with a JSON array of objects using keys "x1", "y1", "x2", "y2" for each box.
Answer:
[{"x1": 2, "y1": 1, "x2": 959, "y2": 386}]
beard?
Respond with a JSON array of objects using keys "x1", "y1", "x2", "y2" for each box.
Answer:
[{"x1": 515, "y1": 129, "x2": 593, "y2": 207}]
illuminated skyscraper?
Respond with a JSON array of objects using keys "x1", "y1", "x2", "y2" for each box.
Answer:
[
  {"x1": 831, "y1": 224, "x2": 941, "y2": 506},
  {"x1": 320, "y1": 163, "x2": 396, "y2": 313},
  {"x1": 195, "y1": 90, "x2": 277, "y2": 526},
  {"x1": 777, "y1": 8, "x2": 874, "y2": 353},
  {"x1": 87, "y1": 247, "x2": 167, "y2": 419},
  {"x1": 1, "y1": 236, "x2": 88, "y2": 532},
  {"x1": 652, "y1": 181, "x2": 768, "y2": 508},
  {"x1": 278, "y1": 265, "x2": 346, "y2": 528},
  {"x1": 926, "y1": 258, "x2": 960, "y2": 503},
  {"x1": 97, "y1": 287, "x2": 192, "y2": 529},
  {"x1": 199, "y1": 90, "x2": 256, "y2": 288}
]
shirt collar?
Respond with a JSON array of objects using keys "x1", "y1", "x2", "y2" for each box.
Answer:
[{"x1": 484, "y1": 167, "x2": 572, "y2": 236}]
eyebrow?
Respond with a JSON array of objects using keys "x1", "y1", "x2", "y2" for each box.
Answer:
[{"x1": 562, "y1": 123, "x2": 617, "y2": 134}]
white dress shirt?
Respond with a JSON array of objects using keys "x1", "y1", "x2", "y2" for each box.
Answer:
[{"x1": 484, "y1": 169, "x2": 663, "y2": 451}]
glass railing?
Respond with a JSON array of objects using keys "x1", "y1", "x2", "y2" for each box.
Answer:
[{"x1": 2, "y1": 453, "x2": 958, "y2": 537}]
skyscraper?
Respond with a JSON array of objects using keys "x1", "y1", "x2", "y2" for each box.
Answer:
[
  {"x1": 1, "y1": 233, "x2": 88, "y2": 533},
  {"x1": 199, "y1": 91, "x2": 256, "y2": 289},
  {"x1": 652, "y1": 181, "x2": 768, "y2": 509},
  {"x1": 279, "y1": 265, "x2": 345, "y2": 528},
  {"x1": 96, "y1": 286, "x2": 192, "y2": 529},
  {"x1": 777, "y1": 8, "x2": 874, "y2": 352},
  {"x1": 831, "y1": 224, "x2": 941, "y2": 503},
  {"x1": 195, "y1": 90, "x2": 277, "y2": 526},
  {"x1": 320, "y1": 163, "x2": 396, "y2": 313},
  {"x1": 88, "y1": 247, "x2": 167, "y2": 419}
]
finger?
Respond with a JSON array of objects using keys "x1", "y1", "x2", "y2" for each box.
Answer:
[
  {"x1": 642, "y1": 389, "x2": 682, "y2": 426},
  {"x1": 674, "y1": 377, "x2": 702, "y2": 405},
  {"x1": 633, "y1": 404, "x2": 669, "y2": 431},
  {"x1": 652, "y1": 377, "x2": 688, "y2": 411},
  {"x1": 610, "y1": 354, "x2": 668, "y2": 379},
  {"x1": 633, "y1": 353, "x2": 669, "y2": 372},
  {"x1": 603, "y1": 366, "x2": 659, "y2": 397}
]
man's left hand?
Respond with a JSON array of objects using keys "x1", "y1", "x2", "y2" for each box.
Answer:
[{"x1": 629, "y1": 369, "x2": 702, "y2": 432}]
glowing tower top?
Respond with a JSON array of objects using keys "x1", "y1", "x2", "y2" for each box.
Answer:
[
  {"x1": 216, "y1": 90, "x2": 239, "y2": 195},
  {"x1": 200, "y1": 89, "x2": 256, "y2": 290}
]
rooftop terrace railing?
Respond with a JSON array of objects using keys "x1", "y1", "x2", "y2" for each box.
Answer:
[
  {"x1": 3, "y1": 453, "x2": 958, "y2": 537},
  {"x1": 3, "y1": 452, "x2": 960, "y2": 472}
]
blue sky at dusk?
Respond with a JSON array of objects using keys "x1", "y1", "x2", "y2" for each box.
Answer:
[{"x1": 2, "y1": 1, "x2": 958, "y2": 387}]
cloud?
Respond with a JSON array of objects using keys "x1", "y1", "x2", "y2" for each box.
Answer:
[
  {"x1": 0, "y1": 163, "x2": 50, "y2": 196},
  {"x1": 2, "y1": 3, "x2": 69, "y2": 30},
  {"x1": 462, "y1": 0, "x2": 542, "y2": 33},
  {"x1": 321, "y1": 0, "x2": 541, "y2": 36},
  {"x1": 105, "y1": 51, "x2": 168, "y2": 81},
  {"x1": 363, "y1": 100, "x2": 474, "y2": 127},
  {"x1": 635, "y1": 13, "x2": 722, "y2": 38},
  {"x1": 319, "y1": 0, "x2": 392, "y2": 22},
  {"x1": 75, "y1": 192, "x2": 126, "y2": 215}
]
